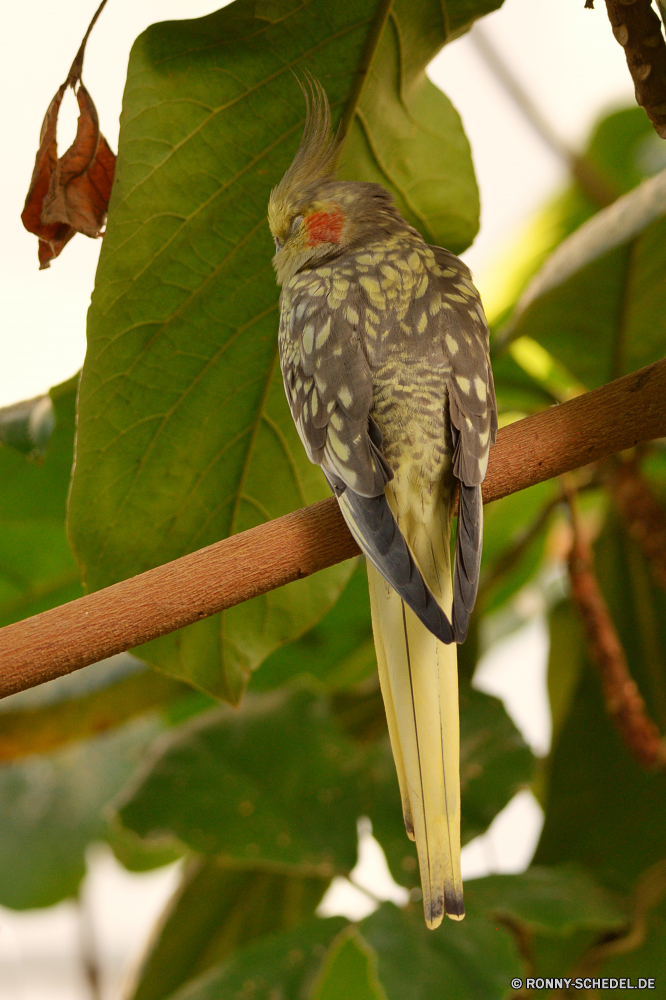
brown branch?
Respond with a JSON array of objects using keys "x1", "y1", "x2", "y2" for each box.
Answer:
[
  {"x1": 65, "y1": 0, "x2": 109, "y2": 89},
  {"x1": 0, "y1": 360, "x2": 665, "y2": 699},
  {"x1": 603, "y1": 0, "x2": 666, "y2": 139},
  {"x1": 566, "y1": 487, "x2": 666, "y2": 770},
  {"x1": 610, "y1": 456, "x2": 666, "y2": 590}
]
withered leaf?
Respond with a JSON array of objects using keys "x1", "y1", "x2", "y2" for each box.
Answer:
[{"x1": 22, "y1": 83, "x2": 115, "y2": 269}]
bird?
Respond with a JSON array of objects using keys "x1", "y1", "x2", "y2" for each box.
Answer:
[{"x1": 267, "y1": 82, "x2": 497, "y2": 928}]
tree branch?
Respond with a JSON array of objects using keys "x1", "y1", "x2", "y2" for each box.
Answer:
[
  {"x1": 566, "y1": 486, "x2": 666, "y2": 770},
  {"x1": 610, "y1": 455, "x2": 666, "y2": 590},
  {"x1": 603, "y1": 0, "x2": 666, "y2": 139},
  {"x1": 0, "y1": 360, "x2": 665, "y2": 698}
]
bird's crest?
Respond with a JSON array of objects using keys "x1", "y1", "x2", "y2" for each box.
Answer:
[{"x1": 268, "y1": 78, "x2": 341, "y2": 236}]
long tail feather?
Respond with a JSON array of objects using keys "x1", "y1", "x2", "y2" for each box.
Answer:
[
  {"x1": 367, "y1": 563, "x2": 463, "y2": 926},
  {"x1": 344, "y1": 474, "x2": 464, "y2": 926}
]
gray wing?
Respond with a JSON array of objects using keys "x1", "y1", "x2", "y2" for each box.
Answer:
[
  {"x1": 279, "y1": 271, "x2": 390, "y2": 497},
  {"x1": 279, "y1": 269, "x2": 454, "y2": 645},
  {"x1": 430, "y1": 247, "x2": 497, "y2": 643}
]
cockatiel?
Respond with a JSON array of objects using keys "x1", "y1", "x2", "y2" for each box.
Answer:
[{"x1": 268, "y1": 84, "x2": 497, "y2": 928}]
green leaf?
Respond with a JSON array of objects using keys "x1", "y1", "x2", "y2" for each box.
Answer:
[
  {"x1": 505, "y1": 168, "x2": 666, "y2": 348},
  {"x1": 117, "y1": 689, "x2": 366, "y2": 874},
  {"x1": 535, "y1": 512, "x2": 666, "y2": 892},
  {"x1": 485, "y1": 106, "x2": 658, "y2": 331},
  {"x1": 465, "y1": 866, "x2": 626, "y2": 937},
  {"x1": 130, "y1": 858, "x2": 330, "y2": 1000},
  {"x1": 457, "y1": 687, "x2": 534, "y2": 845},
  {"x1": 312, "y1": 927, "x2": 385, "y2": 1000},
  {"x1": 599, "y1": 878, "x2": 666, "y2": 984},
  {"x1": 465, "y1": 866, "x2": 627, "y2": 990},
  {"x1": 0, "y1": 395, "x2": 55, "y2": 456},
  {"x1": 162, "y1": 914, "x2": 347, "y2": 1000},
  {"x1": 106, "y1": 818, "x2": 185, "y2": 874},
  {"x1": 117, "y1": 686, "x2": 532, "y2": 892},
  {"x1": 68, "y1": 0, "x2": 490, "y2": 702},
  {"x1": 358, "y1": 901, "x2": 521, "y2": 1000},
  {"x1": 545, "y1": 600, "x2": 585, "y2": 764},
  {"x1": 250, "y1": 560, "x2": 376, "y2": 693},
  {"x1": 0, "y1": 656, "x2": 191, "y2": 763},
  {"x1": 493, "y1": 109, "x2": 666, "y2": 391},
  {"x1": 158, "y1": 898, "x2": 520, "y2": 1000},
  {"x1": 478, "y1": 479, "x2": 558, "y2": 616},
  {"x1": 337, "y1": 0, "x2": 486, "y2": 254},
  {"x1": 0, "y1": 377, "x2": 83, "y2": 628},
  {"x1": 0, "y1": 717, "x2": 162, "y2": 909}
]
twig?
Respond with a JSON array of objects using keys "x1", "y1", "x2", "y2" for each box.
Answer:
[
  {"x1": 569, "y1": 860, "x2": 666, "y2": 982},
  {"x1": 610, "y1": 456, "x2": 666, "y2": 590},
  {"x1": 0, "y1": 360, "x2": 664, "y2": 697},
  {"x1": 565, "y1": 486, "x2": 666, "y2": 770},
  {"x1": 602, "y1": 0, "x2": 666, "y2": 139},
  {"x1": 78, "y1": 889, "x2": 102, "y2": 1000},
  {"x1": 471, "y1": 26, "x2": 618, "y2": 206},
  {"x1": 65, "y1": 0, "x2": 109, "y2": 88}
]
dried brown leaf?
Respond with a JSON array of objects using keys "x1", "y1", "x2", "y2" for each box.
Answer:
[
  {"x1": 22, "y1": 83, "x2": 115, "y2": 269},
  {"x1": 21, "y1": 84, "x2": 75, "y2": 268},
  {"x1": 20, "y1": 0, "x2": 114, "y2": 268}
]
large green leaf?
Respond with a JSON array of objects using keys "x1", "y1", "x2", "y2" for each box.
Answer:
[
  {"x1": 162, "y1": 914, "x2": 347, "y2": 1000},
  {"x1": 457, "y1": 687, "x2": 534, "y2": 845},
  {"x1": 130, "y1": 857, "x2": 330, "y2": 1000},
  {"x1": 312, "y1": 927, "x2": 385, "y2": 1000},
  {"x1": 477, "y1": 479, "x2": 559, "y2": 616},
  {"x1": 599, "y1": 885, "x2": 666, "y2": 986},
  {"x1": 535, "y1": 512, "x2": 666, "y2": 892},
  {"x1": 67, "y1": 0, "x2": 495, "y2": 701},
  {"x1": 157, "y1": 901, "x2": 519, "y2": 1000},
  {"x1": 358, "y1": 901, "x2": 520, "y2": 1000},
  {"x1": 249, "y1": 560, "x2": 376, "y2": 693},
  {"x1": 493, "y1": 109, "x2": 666, "y2": 391},
  {"x1": 0, "y1": 717, "x2": 162, "y2": 909},
  {"x1": 116, "y1": 686, "x2": 532, "y2": 892},
  {"x1": 0, "y1": 654, "x2": 191, "y2": 762},
  {"x1": 117, "y1": 688, "x2": 366, "y2": 873},
  {"x1": 0, "y1": 377, "x2": 83, "y2": 628},
  {"x1": 466, "y1": 866, "x2": 625, "y2": 937},
  {"x1": 466, "y1": 866, "x2": 627, "y2": 992}
]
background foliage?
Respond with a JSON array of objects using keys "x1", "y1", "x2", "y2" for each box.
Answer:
[{"x1": 2, "y1": 0, "x2": 666, "y2": 996}]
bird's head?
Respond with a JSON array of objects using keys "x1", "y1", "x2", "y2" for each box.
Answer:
[{"x1": 268, "y1": 82, "x2": 402, "y2": 285}]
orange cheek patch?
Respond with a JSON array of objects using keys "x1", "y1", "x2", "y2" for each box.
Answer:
[{"x1": 305, "y1": 209, "x2": 344, "y2": 246}]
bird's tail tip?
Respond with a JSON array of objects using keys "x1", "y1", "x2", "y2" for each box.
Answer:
[{"x1": 424, "y1": 884, "x2": 465, "y2": 928}]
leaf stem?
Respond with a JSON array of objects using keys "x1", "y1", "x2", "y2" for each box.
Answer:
[
  {"x1": 66, "y1": 0, "x2": 110, "y2": 88},
  {"x1": 337, "y1": 0, "x2": 394, "y2": 143}
]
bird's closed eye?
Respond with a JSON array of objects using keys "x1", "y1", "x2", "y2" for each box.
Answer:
[{"x1": 274, "y1": 216, "x2": 303, "y2": 252}]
